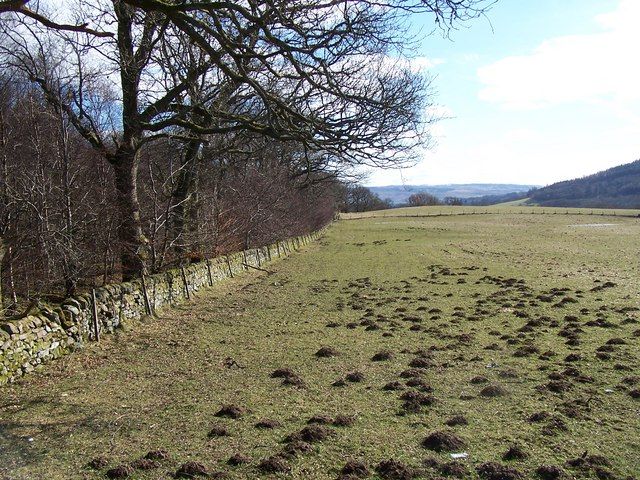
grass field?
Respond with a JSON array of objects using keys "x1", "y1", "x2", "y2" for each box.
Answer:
[
  {"x1": 1, "y1": 211, "x2": 639, "y2": 480},
  {"x1": 340, "y1": 205, "x2": 640, "y2": 219}
]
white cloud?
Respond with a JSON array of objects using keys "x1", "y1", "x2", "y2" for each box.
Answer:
[
  {"x1": 477, "y1": 0, "x2": 640, "y2": 110},
  {"x1": 365, "y1": 1, "x2": 640, "y2": 188},
  {"x1": 408, "y1": 56, "x2": 444, "y2": 72}
]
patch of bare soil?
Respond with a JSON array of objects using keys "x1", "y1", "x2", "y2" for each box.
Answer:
[{"x1": 421, "y1": 431, "x2": 466, "y2": 452}]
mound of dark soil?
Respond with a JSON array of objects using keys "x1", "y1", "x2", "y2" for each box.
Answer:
[
  {"x1": 215, "y1": 404, "x2": 246, "y2": 419},
  {"x1": 499, "y1": 369, "x2": 519, "y2": 379},
  {"x1": 536, "y1": 465, "x2": 564, "y2": 480},
  {"x1": 409, "y1": 357, "x2": 432, "y2": 368},
  {"x1": 258, "y1": 455, "x2": 290, "y2": 473},
  {"x1": 470, "y1": 375, "x2": 489, "y2": 384},
  {"x1": 340, "y1": 460, "x2": 370, "y2": 478},
  {"x1": 281, "y1": 440, "x2": 313, "y2": 457},
  {"x1": 316, "y1": 346, "x2": 340, "y2": 358},
  {"x1": 308, "y1": 414, "x2": 334, "y2": 424},
  {"x1": 144, "y1": 450, "x2": 169, "y2": 461},
  {"x1": 332, "y1": 378, "x2": 348, "y2": 387},
  {"x1": 87, "y1": 457, "x2": 109, "y2": 470},
  {"x1": 629, "y1": 389, "x2": 640, "y2": 399},
  {"x1": 399, "y1": 368, "x2": 423, "y2": 378},
  {"x1": 255, "y1": 418, "x2": 281, "y2": 429},
  {"x1": 566, "y1": 454, "x2": 611, "y2": 469},
  {"x1": 175, "y1": 462, "x2": 208, "y2": 478},
  {"x1": 372, "y1": 350, "x2": 394, "y2": 361},
  {"x1": 400, "y1": 391, "x2": 436, "y2": 406},
  {"x1": 405, "y1": 378, "x2": 433, "y2": 391},
  {"x1": 334, "y1": 415, "x2": 356, "y2": 427},
  {"x1": 271, "y1": 368, "x2": 295, "y2": 378},
  {"x1": 287, "y1": 424, "x2": 333, "y2": 443},
  {"x1": 440, "y1": 461, "x2": 469, "y2": 477},
  {"x1": 541, "y1": 417, "x2": 568, "y2": 436},
  {"x1": 422, "y1": 456, "x2": 441, "y2": 469},
  {"x1": 383, "y1": 381, "x2": 404, "y2": 391},
  {"x1": 476, "y1": 462, "x2": 524, "y2": 480},
  {"x1": 130, "y1": 458, "x2": 159, "y2": 470},
  {"x1": 445, "y1": 415, "x2": 468, "y2": 427},
  {"x1": 106, "y1": 465, "x2": 133, "y2": 479},
  {"x1": 502, "y1": 444, "x2": 528, "y2": 460},
  {"x1": 480, "y1": 384, "x2": 509, "y2": 397},
  {"x1": 528, "y1": 411, "x2": 550, "y2": 423},
  {"x1": 208, "y1": 424, "x2": 229, "y2": 437},
  {"x1": 346, "y1": 371, "x2": 365, "y2": 382},
  {"x1": 227, "y1": 453, "x2": 250, "y2": 466},
  {"x1": 282, "y1": 374, "x2": 306, "y2": 388},
  {"x1": 513, "y1": 345, "x2": 540, "y2": 357},
  {"x1": 544, "y1": 380, "x2": 572, "y2": 393},
  {"x1": 621, "y1": 376, "x2": 640, "y2": 386},
  {"x1": 422, "y1": 431, "x2": 466, "y2": 452},
  {"x1": 375, "y1": 459, "x2": 415, "y2": 480}
]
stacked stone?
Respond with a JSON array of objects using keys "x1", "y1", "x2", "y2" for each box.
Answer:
[{"x1": 0, "y1": 231, "x2": 323, "y2": 385}]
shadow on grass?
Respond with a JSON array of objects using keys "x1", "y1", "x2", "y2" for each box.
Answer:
[{"x1": 0, "y1": 395, "x2": 107, "y2": 475}]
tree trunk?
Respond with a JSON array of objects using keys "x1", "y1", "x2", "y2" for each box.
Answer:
[
  {"x1": 170, "y1": 138, "x2": 200, "y2": 261},
  {"x1": 0, "y1": 236, "x2": 4, "y2": 314},
  {"x1": 57, "y1": 109, "x2": 78, "y2": 296},
  {"x1": 110, "y1": 145, "x2": 148, "y2": 281}
]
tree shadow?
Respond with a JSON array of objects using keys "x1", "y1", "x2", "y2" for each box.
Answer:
[{"x1": 0, "y1": 395, "x2": 106, "y2": 475}]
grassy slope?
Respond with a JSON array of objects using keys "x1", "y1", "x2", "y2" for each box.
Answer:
[
  {"x1": 340, "y1": 205, "x2": 640, "y2": 219},
  {"x1": 1, "y1": 213, "x2": 639, "y2": 479},
  {"x1": 493, "y1": 198, "x2": 532, "y2": 207}
]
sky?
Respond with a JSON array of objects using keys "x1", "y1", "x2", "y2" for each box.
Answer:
[{"x1": 364, "y1": 0, "x2": 640, "y2": 187}]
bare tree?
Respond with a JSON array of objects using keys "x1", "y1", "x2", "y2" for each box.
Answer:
[
  {"x1": 0, "y1": 0, "x2": 491, "y2": 282},
  {"x1": 0, "y1": 74, "x2": 10, "y2": 312},
  {"x1": 0, "y1": 0, "x2": 112, "y2": 36},
  {"x1": 343, "y1": 185, "x2": 392, "y2": 212},
  {"x1": 1, "y1": 4, "x2": 215, "y2": 279},
  {"x1": 408, "y1": 191, "x2": 440, "y2": 206}
]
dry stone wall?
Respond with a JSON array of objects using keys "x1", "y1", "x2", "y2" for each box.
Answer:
[{"x1": 0, "y1": 231, "x2": 323, "y2": 385}]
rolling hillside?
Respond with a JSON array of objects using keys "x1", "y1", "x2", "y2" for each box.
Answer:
[
  {"x1": 528, "y1": 159, "x2": 640, "y2": 208},
  {"x1": 368, "y1": 183, "x2": 538, "y2": 205}
]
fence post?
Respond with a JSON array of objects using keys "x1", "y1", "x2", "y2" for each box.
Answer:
[
  {"x1": 91, "y1": 289, "x2": 100, "y2": 342},
  {"x1": 181, "y1": 266, "x2": 190, "y2": 300},
  {"x1": 141, "y1": 274, "x2": 153, "y2": 315},
  {"x1": 167, "y1": 271, "x2": 174, "y2": 306},
  {"x1": 205, "y1": 258, "x2": 214, "y2": 286},
  {"x1": 225, "y1": 256, "x2": 234, "y2": 277}
]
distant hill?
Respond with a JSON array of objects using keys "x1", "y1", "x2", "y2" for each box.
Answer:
[
  {"x1": 462, "y1": 190, "x2": 532, "y2": 206},
  {"x1": 527, "y1": 160, "x2": 640, "y2": 209},
  {"x1": 368, "y1": 183, "x2": 538, "y2": 205}
]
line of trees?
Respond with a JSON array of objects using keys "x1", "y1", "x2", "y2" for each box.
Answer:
[
  {"x1": 528, "y1": 159, "x2": 640, "y2": 208},
  {"x1": 339, "y1": 187, "x2": 465, "y2": 212},
  {"x1": 408, "y1": 192, "x2": 463, "y2": 206},
  {"x1": 0, "y1": 0, "x2": 490, "y2": 313},
  {"x1": 340, "y1": 185, "x2": 393, "y2": 213}
]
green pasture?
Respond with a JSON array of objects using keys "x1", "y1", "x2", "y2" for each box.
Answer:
[{"x1": 1, "y1": 212, "x2": 639, "y2": 479}]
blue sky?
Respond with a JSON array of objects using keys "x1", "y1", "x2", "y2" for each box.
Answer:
[{"x1": 365, "y1": 0, "x2": 640, "y2": 187}]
